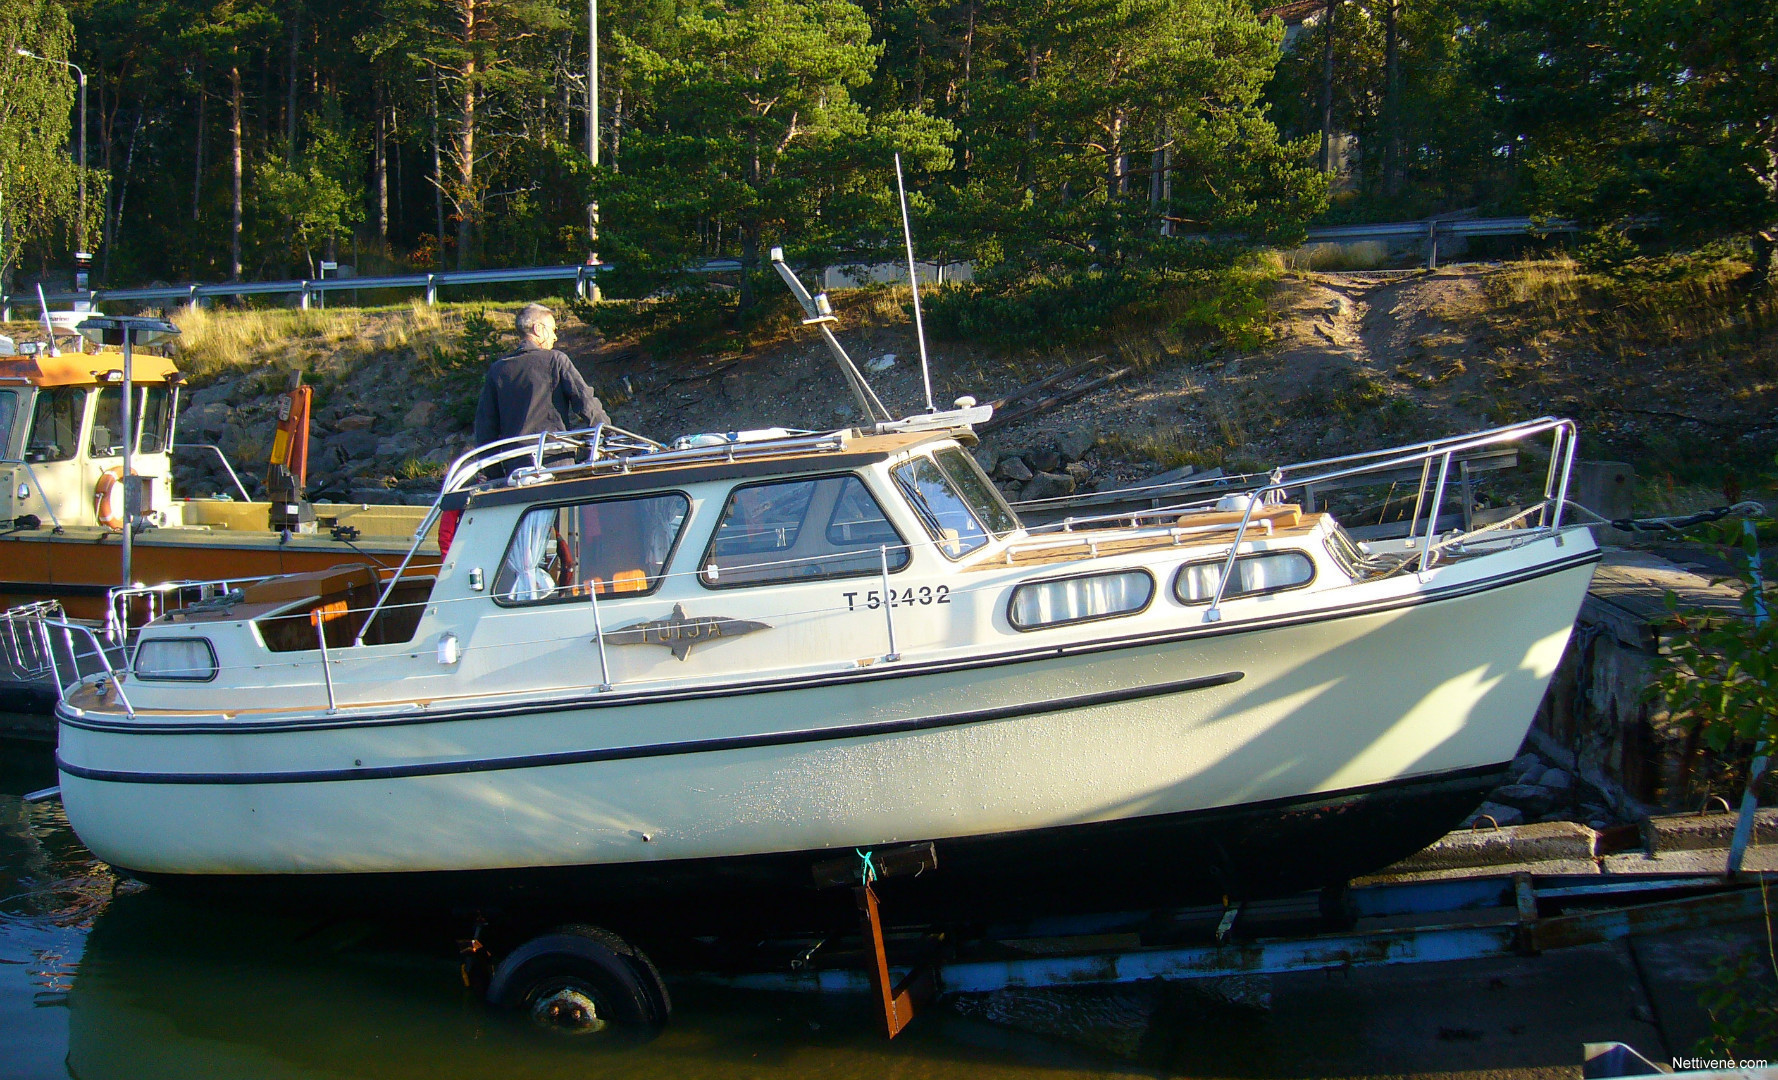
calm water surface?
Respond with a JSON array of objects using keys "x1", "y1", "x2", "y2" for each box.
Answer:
[{"x1": 1, "y1": 744, "x2": 1145, "y2": 1080}]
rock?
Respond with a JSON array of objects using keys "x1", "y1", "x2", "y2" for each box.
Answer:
[
  {"x1": 996, "y1": 480, "x2": 1025, "y2": 501},
  {"x1": 188, "y1": 378, "x2": 240, "y2": 407},
  {"x1": 1518, "y1": 766, "x2": 1545, "y2": 788},
  {"x1": 375, "y1": 433, "x2": 418, "y2": 459},
  {"x1": 1489, "y1": 784, "x2": 1557, "y2": 816},
  {"x1": 1065, "y1": 462, "x2": 1092, "y2": 485},
  {"x1": 1511, "y1": 752, "x2": 1541, "y2": 777},
  {"x1": 180, "y1": 401, "x2": 232, "y2": 441},
  {"x1": 1026, "y1": 443, "x2": 1062, "y2": 473},
  {"x1": 348, "y1": 487, "x2": 397, "y2": 505},
  {"x1": 421, "y1": 446, "x2": 453, "y2": 467},
  {"x1": 337, "y1": 414, "x2": 376, "y2": 431},
  {"x1": 721, "y1": 373, "x2": 746, "y2": 402},
  {"x1": 864, "y1": 353, "x2": 897, "y2": 373},
  {"x1": 323, "y1": 429, "x2": 381, "y2": 468},
  {"x1": 402, "y1": 401, "x2": 436, "y2": 429},
  {"x1": 1467, "y1": 801, "x2": 1524, "y2": 827},
  {"x1": 1022, "y1": 471, "x2": 1077, "y2": 501},
  {"x1": 1057, "y1": 428, "x2": 1097, "y2": 463},
  {"x1": 995, "y1": 456, "x2": 1033, "y2": 483},
  {"x1": 1539, "y1": 769, "x2": 1572, "y2": 791}
]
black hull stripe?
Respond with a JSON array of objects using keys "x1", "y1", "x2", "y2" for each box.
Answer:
[
  {"x1": 57, "y1": 670, "x2": 1244, "y2": 785},
  {"x1": 0, "y1": 580, "x2": 116, "y2": 598},
  {"x1": 57, "y1": 547, "x2": 1600, "y2": 737}
]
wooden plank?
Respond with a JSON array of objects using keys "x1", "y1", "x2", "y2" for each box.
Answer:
[
  {"x1": 983, "y1": 356, "x2": 1108, "y2": 413},
  {"x1": 979, "y1": 367, "x2": 1132, "y2": 432}
]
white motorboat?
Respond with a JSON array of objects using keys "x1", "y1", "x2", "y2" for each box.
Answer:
[{"x1": 40, "y1": 402, "x2": 1598, "y2": 930}]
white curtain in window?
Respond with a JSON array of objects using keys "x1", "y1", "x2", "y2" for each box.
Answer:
[{"x1": 501, "y1": 509, "x2": 558, "y2": 600}]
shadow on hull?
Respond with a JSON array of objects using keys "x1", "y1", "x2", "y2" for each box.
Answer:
[{"x1": 124, "y1": 764, "x2": 1506, "y2": 937}]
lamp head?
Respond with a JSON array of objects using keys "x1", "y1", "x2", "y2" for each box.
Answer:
[{"x1": 76, "y1": 316, "x2": 181, "y2": 348}]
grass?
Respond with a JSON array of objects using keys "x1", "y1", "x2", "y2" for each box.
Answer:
[{"x1": 1281, "y1": 240, "x2": 1392, "y2": 272}]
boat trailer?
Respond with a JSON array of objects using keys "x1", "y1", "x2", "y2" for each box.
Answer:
[{"x1": 668, "y1": 842, "x2": 1774, "y2": 1039}]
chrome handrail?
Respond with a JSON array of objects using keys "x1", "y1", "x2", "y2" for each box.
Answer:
[
  {"x1": 107, "y1": 575, "x2": 274, "y2": 644},
  {"x1": 35, "y1": 617, "x2": 136, "y2": 718},
  {"x1": 1201, "y1": 418, "x2": 1580, "y2": 621}
]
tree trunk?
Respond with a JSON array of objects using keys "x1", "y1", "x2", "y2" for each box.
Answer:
[
  {"x1": 109, "y1": 106, "x2": 144, "y2": 280},
  {"x1": 1024, "y1": 45, "x2": 1039, "y2": 195},
  {"x1": 230, "y1": 58, "x2": 244, "y2": 281},
  {"x1": 373, "y1": 78, "x2": 387, "y2": 241},
  {"x1": 285, "y1": 1, "x2": 301, "y2": 159},
  {"x1": 960, "y1": 0, "x2": 976, "y2": 173},
  {"x1": 432, "y1": 73, "x2": 445, "y2": 263},
  {"x1": 739, "y1": 145, "x2": 760, "y2": 312},
  {"x1": 1384, "y1": 0, "x2": 1401, "y2": 196},
  {"x1": 192, "y1": 58, "x2": 207, "y2": 221},
  {"x1": 611, "y1": 84, "x2": 622, "y2": 168},
  {"x1": 455, "y1": 59, "x2": 478, "y2": 271},
  {"x1": 1319, "y1": 0, "x2": 1339, "y2": 175}
]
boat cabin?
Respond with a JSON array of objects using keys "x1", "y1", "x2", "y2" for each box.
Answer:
[
  {"x1": 109, "y1": 424, "x2": 1356, "y2": 716},
  {"x1": 0, "y1": 351, "x2": 179, "y2": 529}
]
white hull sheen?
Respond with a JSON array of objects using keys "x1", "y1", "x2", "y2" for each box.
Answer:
[
  {"x1": 58, "y1": 545, "x2": 1594, "y2": 893},
  {"x1": 46, "y1": 419, "x2": 1600, "y2": 927}
]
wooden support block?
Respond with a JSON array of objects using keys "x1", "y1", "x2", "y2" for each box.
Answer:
[{"x1": 810, "y1": 840, "x2": 937, "y2": 890}]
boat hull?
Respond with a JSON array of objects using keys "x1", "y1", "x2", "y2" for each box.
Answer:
[{"x1": 57, "y1": 543, "x2": 1597, "y2": 926}]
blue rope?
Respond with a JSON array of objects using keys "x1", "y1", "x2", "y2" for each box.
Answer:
[{"x1": 855, "y1": 848, "x2": 877, "y2": 885}]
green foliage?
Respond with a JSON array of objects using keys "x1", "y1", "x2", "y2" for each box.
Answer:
[
  {"x1": 1647, "y1": 513, "x2": 1778, "y2": 756},
  {"x1": 423, "y1": 307, "x2": 509, "y2": 427},
  {"x1": 1695, "y1": 929, "x2": 1778, "y2": 1060},
  {"x1": 0, "y1": 0, "x2": 104, "y2": 282},
  {"x1": 251, "y1": 100, "x2": 366, "y2": 274}
]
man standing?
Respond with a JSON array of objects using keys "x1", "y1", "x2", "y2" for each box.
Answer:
[{"x1": 473, "y1": 303, "x2": 610, "y2": 446}]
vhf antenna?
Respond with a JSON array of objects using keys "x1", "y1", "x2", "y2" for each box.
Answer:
[{"x1": 894, "y1": 153, "x2": 936, "y2": 413}]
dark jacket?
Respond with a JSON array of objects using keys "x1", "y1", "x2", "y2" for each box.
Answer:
[{"x1": 472, "y1": 345, "x2": 611, "y2": 446}]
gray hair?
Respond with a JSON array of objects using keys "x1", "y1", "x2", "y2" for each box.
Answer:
[{"x1": 516, "y1": 303, "x2": 555, "y2": 340}]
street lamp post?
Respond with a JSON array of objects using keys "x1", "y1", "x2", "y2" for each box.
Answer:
[
  {"x1": 587, "y1": 0, "x2": 598, "y2": 168},
  {"x1": 15, "y1": 49, "x2": 87, "y2": 262},
  {"x1": 75, "y1": 317, "x2": 182, "y2": 593}
]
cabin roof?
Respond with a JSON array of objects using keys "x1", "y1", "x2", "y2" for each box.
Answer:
[
  {"x1": 0, "y1": 351, "x2": 180, "y2": 387},
  {"x1": 453, "y1": 429, "x2": 959, "y2": 511}
]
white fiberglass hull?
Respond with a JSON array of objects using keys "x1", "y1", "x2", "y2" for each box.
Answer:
[{"x1": 55, "y1": 537, "x2": 1597, "y2": 921}]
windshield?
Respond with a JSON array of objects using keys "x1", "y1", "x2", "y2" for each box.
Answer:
[
  {"x1": 0, "y1": 391, "x2": 17, "y2": 459},
  {"x1": 91, "y1": 386, "x2": 174, "y2": 458},
  {"x1": 892, "y1": 453, "x2": 998, "y2": 559}
]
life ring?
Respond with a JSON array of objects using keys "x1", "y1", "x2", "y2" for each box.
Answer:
[{"x1": 94, "y1": 468, "x2": 130, "y2": 531}]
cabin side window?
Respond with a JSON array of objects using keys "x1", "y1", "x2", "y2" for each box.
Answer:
[
  {"x1": 891, "y1": 449, "x2": 1014, "y2": 560},
  {"x1": 701, "y1": 474, "x2": 909, "y2": 587},
  {"x1": 89, "y1": 386, "x2": 173, "y2": 458},
  {"x1": 0, "y1": 391, "x2": 17, "y2": 459},
  {"x1": 25, "y1": 387, "x2": 85, "y2": 463},
  {"x1": 493, "y1": 492, "x2": 689, "y2": 605}
]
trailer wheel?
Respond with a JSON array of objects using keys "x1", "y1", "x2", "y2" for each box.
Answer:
[{"x1": 486, "y1": 924, "x2": 670, "y2": 1034}]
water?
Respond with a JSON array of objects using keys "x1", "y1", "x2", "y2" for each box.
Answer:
[{"x1": 0, "y1": 745, "x2": 1139, "y2": 1080}]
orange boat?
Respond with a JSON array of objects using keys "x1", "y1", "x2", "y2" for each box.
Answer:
[{"x1": 1, "y1": 345, "x2": 437, "y2": 728}]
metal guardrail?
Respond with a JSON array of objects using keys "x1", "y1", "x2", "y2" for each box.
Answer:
[
  {"x1": 5, "y1": 217, "x2": 1581, "y2": 316},
  {"x1": 1303, "y1": 215, "x2": 1580, "y2": 268},
  {"x1": 3, "y1": 262, "x2": 622, "y2": 318}
]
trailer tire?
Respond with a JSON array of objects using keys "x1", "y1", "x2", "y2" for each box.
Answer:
[{"x1": 486, "y1": 924, "x2": 670, "y2": 1034}]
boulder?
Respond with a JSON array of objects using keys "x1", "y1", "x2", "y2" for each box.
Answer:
[
  {"x1": 188, "y1": 378, "x2": 241, "y2": 407},
  {"x1": 323, "y1": 429, "x2": 381, "y2": 469},
  {"x1": 1057, "y1": 428, "x2": 1097, "y2": 463},
  {"x1": 348, "y1": 487, "x2": 397, "y2": 505},
  {"x1": 402, "y1": 401, "x2": 437, "y2": 429},
  {"x1": 1026, "y1": 443, "x2": 1063, "y2": 473},
  {"x1": 1467, "y1": 801, "x2": 1524, "y2": 828},
  {"x1": 996, "y1": 480, "x2": 1025, "y2": 502},
  {"x1": 995, "y1": 456, "x2": 1033, "y2": 483},
  {"x1": 1022, "y1": 471, "x2": 1077, "y2": 501},
  {"x1": 1488, "y1": 783, "x2": 1557, "y2": 817},
  {"x1": 375, "y1": 433, "x2": 418, "y2": 459},
  {"x1": 421, "y1": 446, "x2": 454, "y2": 467},
  {"x1": 337, "y1": 414, "x2": 377, "y2": 431},
  {"x1": 1065, "y1": 462, "x2": 1092, "y2": 485},
  {"x1": 1539, "y1": 769, "x2": 1572, "y2": 791},
  {"x1": 179, "y1": 401, "x2": 232, "y2": 441}
]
